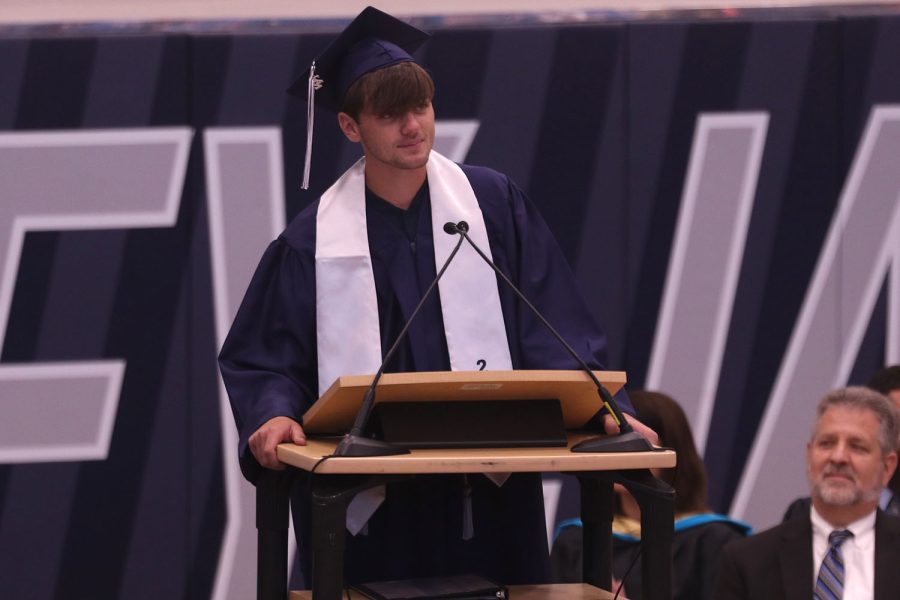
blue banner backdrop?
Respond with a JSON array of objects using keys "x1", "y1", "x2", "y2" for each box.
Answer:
[{"x1": 0, "y1": 9, "x2": 898, "y2": 599}]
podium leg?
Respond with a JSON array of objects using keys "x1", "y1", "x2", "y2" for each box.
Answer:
[
  {"x1": 310, "y1": 475, "x2": 396, "y2": 600},
  {"x1": 577, "y1": 475, "x2": 614, "y2": 590},
  {"x1": 619, "y1": 470, "x2": 675, "y2": 600},
  {"x1": 579, "y1": 469, "x2": 674, "y2": 600},
  {"x1": 257, "y1": 469, "x2": 294, "y2": 600}
]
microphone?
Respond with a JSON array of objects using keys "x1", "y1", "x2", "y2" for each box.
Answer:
[
  {"x1": 332, "y1": 228, "x2": 468, "y2": 457},
  {"x1": 444, "y1": 221, "x2": 653, "y2": 453}
]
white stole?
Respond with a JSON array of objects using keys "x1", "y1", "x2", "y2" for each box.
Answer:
[{"x1": 315, "y1": 150, "x2": 512, "y2": 395}]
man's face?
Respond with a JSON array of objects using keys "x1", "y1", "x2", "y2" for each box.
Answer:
[
  {"x1": 807, "y1": 405, "x2": 897, "y2": 508},
  {"x1": 340, "y1": 101, "x2": 435, "y2": 172}
]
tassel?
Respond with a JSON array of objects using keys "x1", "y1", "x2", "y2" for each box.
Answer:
[
  {"x1": 462, "y1": 474, "x2": 474, "y2": 541},
  {"x1": 302, "y1": 61, "x2": 321, "y2": 190}
]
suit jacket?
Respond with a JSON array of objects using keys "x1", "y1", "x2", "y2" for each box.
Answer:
[{"x1": 715, "y1": 510, "x2": 900, "y2": 600}]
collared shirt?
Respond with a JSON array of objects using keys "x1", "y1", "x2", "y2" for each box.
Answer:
[{"x1": 811, "y1": 505, "x2": 876, "y2": 599}]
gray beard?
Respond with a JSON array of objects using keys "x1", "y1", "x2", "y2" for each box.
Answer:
[{"x1": 813, "y1": 479, "x2": 881, "y2": 507}]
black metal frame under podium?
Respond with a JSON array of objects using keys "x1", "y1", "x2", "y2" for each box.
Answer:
[
  {"x1": 577, "y1": 471, "x2": 675, "y2": 595},
  {"x1": 254, "y1": 443, "x2": 675, "y2": 600},
  {"x1": 256, "y1": 471, "x2": 293, "y2": 599}
]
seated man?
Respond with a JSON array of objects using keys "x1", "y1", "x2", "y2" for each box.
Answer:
[
  {"x1": 715, "y1": 386, "x2": 900, "y2": 599},
  {"x1": 783, "y1": 365, "x2": 900, "y2": 521}
]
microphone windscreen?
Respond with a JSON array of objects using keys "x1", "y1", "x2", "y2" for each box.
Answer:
[
  {"x1": 443, "y1": 222, "x2": 458, "y2": 234},
  {"x1": 457, "y1": 221, "x2": 469, "y2": 232}
]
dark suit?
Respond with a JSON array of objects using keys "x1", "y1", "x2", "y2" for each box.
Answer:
[{"x1": 715, "y1": 510, "x2": 900, "y2": 599}]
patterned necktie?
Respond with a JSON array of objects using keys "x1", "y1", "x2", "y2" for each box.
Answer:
[{"x1": 813, "y1": 529, "x2": 854, "y2": 600}]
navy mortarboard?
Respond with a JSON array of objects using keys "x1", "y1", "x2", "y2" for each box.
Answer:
[{"x1": 289, "y1": 6, "x2": 431, "y2": 189}]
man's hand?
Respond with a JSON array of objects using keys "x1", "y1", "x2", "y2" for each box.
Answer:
[
  {"x1": 602, "y1": 413, "x2": 660, "y2": 446},
  {"x1": 248, "y1": 416, "x2": 306, "y2": 470}
]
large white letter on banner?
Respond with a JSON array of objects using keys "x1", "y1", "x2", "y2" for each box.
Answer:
[
  {"x1": 646, "y1": 112, "x2": 768, "y2": 452},
  {"x1": 732, "y1": 106, "x2": 900, "y2": 529},
  {"x1": 0, "y1": 128, "x2": 191, "y2": 463}
]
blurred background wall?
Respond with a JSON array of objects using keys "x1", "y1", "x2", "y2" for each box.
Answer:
[
  {"x1": 0, "y1": 1, "x2": 894, "y2": 24},
  {"x1": 1, "y1": 1, "x2": 899, "y2": 598}
]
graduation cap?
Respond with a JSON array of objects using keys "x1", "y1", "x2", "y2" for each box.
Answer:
[{"x1": 290, "y1": 6, "x2": 431, "y2": 189}]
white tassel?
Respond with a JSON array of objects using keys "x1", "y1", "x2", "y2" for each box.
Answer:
[
  {"x1": 302, "y1": 61, "x2": 322, "y2": 190},
  {"x1": 462, "y1": 474, "x2": 474, "y2": 540}
]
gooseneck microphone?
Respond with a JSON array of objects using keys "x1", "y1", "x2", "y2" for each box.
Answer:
[
  {"x1": 443, "y1": 221, "x2": 653, "y2": 453},
  {"x1": 332, "y1": 228, "x2": 468, "y2": 457}
]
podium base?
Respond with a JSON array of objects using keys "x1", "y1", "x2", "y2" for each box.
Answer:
[
  {"x1": 570, "y1": 431, "x2": 655, "y2": 453},
  {"x1": 332, "y1": 434, "x2": 411, "y2": 457}
]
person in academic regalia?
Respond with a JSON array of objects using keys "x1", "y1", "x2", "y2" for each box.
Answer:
[
  {"x1": 218, "y1": 5, "x2": 656, "y2": 588},
  {"x1": 551, "y1": 390, "x2": 750, "y2": 600}
]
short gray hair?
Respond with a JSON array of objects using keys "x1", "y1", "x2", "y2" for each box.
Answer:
[{"x1": 814, "y1": 386, "x2": 900, "y2": 456}]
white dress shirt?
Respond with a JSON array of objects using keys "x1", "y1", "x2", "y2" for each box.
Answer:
[{"x1": 811, "y1": 505, "x2": 876, "y2": 600}]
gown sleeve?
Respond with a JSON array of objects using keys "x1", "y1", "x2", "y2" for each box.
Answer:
[{"x1": 218, "y1": 235, "x2": 319, "y2": 482}]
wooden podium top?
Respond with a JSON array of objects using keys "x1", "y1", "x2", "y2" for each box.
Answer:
[
  {"x1": 277, "y1": 433, "x2": 675, "y2": 474},
  {"x1": 301, "y1": 369, "x2": 627, "y2": 435}
]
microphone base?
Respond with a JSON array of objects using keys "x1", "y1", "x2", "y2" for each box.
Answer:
[
  {"x1": 332, "y1": 434, "x2": 411, "y2": 457},
  {"x1": 570, "y1": 431, "x2": 655, "y2": 453}
]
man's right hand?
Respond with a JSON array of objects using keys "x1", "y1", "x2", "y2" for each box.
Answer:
[{"x1": 248, "y1": 416, "x2": 306, "y2": 470}]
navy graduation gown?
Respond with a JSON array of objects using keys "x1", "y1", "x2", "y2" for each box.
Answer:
[{"x1": 219, "y1": 163, "x2": 630, "y2": 585}]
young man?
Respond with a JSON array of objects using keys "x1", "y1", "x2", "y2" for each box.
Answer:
[
  {"x1": 715, "y1": 387, "x2": 900, "y2": 599},
  {"x1": 219, "y1": 6, "x2": 652, "y2": 586}
]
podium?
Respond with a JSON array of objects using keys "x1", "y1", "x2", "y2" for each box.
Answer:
[{"x1": 255, "y1": 371, "x2": 676, "y2": 600}]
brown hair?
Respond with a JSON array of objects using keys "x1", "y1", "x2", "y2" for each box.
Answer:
[
  {"x1": 630, "y1": 390, "x2": 709, "y2": 514},
  {"x1": 341, "y1": 61, "x2": 435, "y2": 120},
  {"x1": 867, "y1": 365, "x2": 900, "y2": 396}
]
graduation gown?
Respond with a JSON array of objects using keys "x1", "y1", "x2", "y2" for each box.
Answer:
[
  {"x1": 219, "y1": 163, "x2": 628, "y2": 585},
  {"x1": 551, "y1": 514, "x2": 751, "y2": 600}
]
